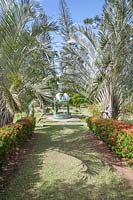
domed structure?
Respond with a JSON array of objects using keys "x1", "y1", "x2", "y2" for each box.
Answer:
[
  {"x1": 55, "y1": 93, "x2": 70, "y2": 102},
  {"x1": 53, "y1": 92, "x2": 71, "y2": 119}
]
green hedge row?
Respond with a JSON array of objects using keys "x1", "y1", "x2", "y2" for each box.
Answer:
[
  {"x1": 86, "y1": 117, "x2": 133, "y2": 165},
  {"x1": 0, "y1": 117, "x2": 35, "y2": 168}
]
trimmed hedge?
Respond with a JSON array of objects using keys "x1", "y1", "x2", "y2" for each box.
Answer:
[
  {"x1": 0, "y1": 117, "x2": 35, "y2": 168},
  {"x1": 86, "y1": 117, "x2": 133, "y2": 165}
]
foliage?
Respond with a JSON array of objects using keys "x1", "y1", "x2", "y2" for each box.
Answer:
[
  {"x1": 88, "y1": 104, "x2": 101, "y2": 117},
  {"x1": 84, "y1": 18, "x2": 93, "y2": 25},
  {"x1": 60, "y1": 0, "x2": 133, "y2": 119},
  {"x1": 121, "y1": 101, "x2": 133, "y2": 114},
  {"x1": 93, "y1": 0, "x2": 133, "y2": 118},
  {"x1": 60, "y1": 25, "x2": 97, "y2": 96},
  {"x1": 0, "y1": 0, "x2": 58, "y2": 125},
  {"x1": 86, "y1": 117, "x2": 133, "y2": 165},
  {"x1": 59, "y1": 0, "x2": 73, "y2": 41},
  {"x1": 0, "y1": 116, "x2": 35, "y2": 168},
  {"x1": 84, "y1": 15, "x2": 101, "y2": 28},
  {"x1": 70, "y1": 93, "x2": 87, "y2": 106}
]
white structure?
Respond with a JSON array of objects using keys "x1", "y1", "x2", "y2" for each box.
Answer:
[{"x1": 55, "y1": 93, "x2": 70, "y2": 102}]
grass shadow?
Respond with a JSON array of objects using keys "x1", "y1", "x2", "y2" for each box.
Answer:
[
  {"x1": 0, "y1": 124, "x2": 133, "y2": 199},
  {"x1": 35, "y1": 179, "x2": 133, "y2": 200}
]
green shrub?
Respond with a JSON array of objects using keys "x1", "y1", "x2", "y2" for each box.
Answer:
[
  {"x1": 87, "y1": 104, "x2": 101, "y2": 117},
  {"x1": 0, "y1": 117, "x2": 35, "y2": 168},
  {"x1": 86, "y1": 117, "x2": 133, "y2": 165}
]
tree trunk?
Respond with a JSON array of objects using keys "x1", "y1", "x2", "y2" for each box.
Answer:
[
  {"x1": 102, "y1": 83, "x2": 119, "y2": 119},
  {"x1": 0, "y1": 90, "x2": 14, "y2": 126}
]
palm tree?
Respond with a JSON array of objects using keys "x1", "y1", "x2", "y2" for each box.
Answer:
[
  {"x1": 0, "y1": 0, "x2": 58, "y2": 125},
  {"x1": 94, "y1": 0, "x2": 133, "y2": 118},
  {"x1": 60, "y1": 0, "x2": 132, "y2": 118}
]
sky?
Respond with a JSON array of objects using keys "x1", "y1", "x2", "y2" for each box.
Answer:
[
  {"x1": 39, "y1": 0, "x2": 105, "y2": 49},
  {"x1": 40, "y1": 0, "x2": 105, "y2": 23}
]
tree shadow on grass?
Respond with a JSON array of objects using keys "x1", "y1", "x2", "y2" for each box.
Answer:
[
  {"x1": 0, "y1": 124, "x2": 133, "y2": 200},
  {"x1": 29, "y1": 179, "x2": 133, "y2": 200},
  {"x1": 35, "y1": 125, "x2": 103, "y2": 176}
]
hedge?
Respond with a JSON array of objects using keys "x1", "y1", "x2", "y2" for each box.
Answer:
[
  {"x1": 86, "y1": 117, "x2": 133, "y2": 165},
  {"x1": 0, "y1": 117, "x2": 35, "y2": 169}
]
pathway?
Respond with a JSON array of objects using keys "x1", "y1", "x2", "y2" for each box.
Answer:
[{"x1": 0, "y1": 123, "x2": 133, "y2": 200}]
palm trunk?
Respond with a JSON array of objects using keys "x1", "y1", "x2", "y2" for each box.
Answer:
[
  {"x1": 102, "y1": 83, "x2": 119, "y2": 119},
  {"x1": 0, "y1": 90, "x2": 14, "y2": 126}
]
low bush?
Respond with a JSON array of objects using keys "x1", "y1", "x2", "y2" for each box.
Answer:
[
  {"x1": 0, "y1": 117, "x2": 35, "y2": 169},
  {"x1": 86, "y1": 117, "x2": 133, "y2": 165},
  {"x1": 87, "y1": 104, "x2": 101, "y2": 117}
]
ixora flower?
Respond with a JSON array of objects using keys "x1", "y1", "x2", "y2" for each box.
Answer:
[
  {"x1": 0, "y1": 116, "x2": 35, "y2": 169},
  {"x1": 121, "y1": 128, "x2": 128, "y2": 133},
  {"x1": 86, "y1": 117, "x2": 133, "y2": 165},
  {"x1": 14, "y1": 124, "x2": 22, "y2": 130}
]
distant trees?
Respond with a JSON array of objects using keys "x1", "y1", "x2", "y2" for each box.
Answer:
[
  {"x1": 70, "y1": 93, "x2": 87, "y2": 108},
  {"x1": 84, "y1": 15, "x2": 101, "y2": 28},
  {"x1": 84, "y1": 18, "x2": 93, "y2": 25}
]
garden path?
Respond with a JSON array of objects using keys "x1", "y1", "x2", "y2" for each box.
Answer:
[{"x1": 0, "y1": 122, "x2": 133, "y2": 200}]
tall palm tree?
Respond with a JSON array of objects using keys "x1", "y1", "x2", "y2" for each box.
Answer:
[
  {"x1": 0, "y1": 0, "x2": 58, "y2": 125},
  {"x1": 60, "y1": 0, "x2": 132, "y2": 118},
  {"x1": 94, "y1": 0, "x2": 133, "y2": 118}
]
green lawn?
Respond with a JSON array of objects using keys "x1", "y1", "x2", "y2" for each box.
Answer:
[{"x1": 0, "y1": 123, "x2": 133, "y2": 200}]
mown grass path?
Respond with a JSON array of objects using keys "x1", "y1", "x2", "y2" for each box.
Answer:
[{"x1": 0, "y1": 123, "x2": 133, "y2": 200}]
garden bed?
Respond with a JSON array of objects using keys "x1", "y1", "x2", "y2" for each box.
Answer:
[
  {"x1": 0, "y1": 117, "x2": 35, "y2": 169},
  {"x1": 86, "y1": 117, "x2": 133, "y2": 165}
]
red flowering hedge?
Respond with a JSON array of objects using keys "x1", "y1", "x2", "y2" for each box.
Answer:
[
  {"x1": 86, "y1": 117, "x2": 133, "y2": 165},
  {"x1": 0, "y1": 117, "x2": 35, "y2": 168}
]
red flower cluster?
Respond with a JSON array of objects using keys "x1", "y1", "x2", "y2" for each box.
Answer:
[
  {"x1": 91, "y1": 117, "x2": 133, "y2": 135},
  {"x1": 86, "y1": 117, "x2": 133, "y2": 166},
  {"x1": 0, "y1": 116, "x2": 35, "y2": 169}
]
